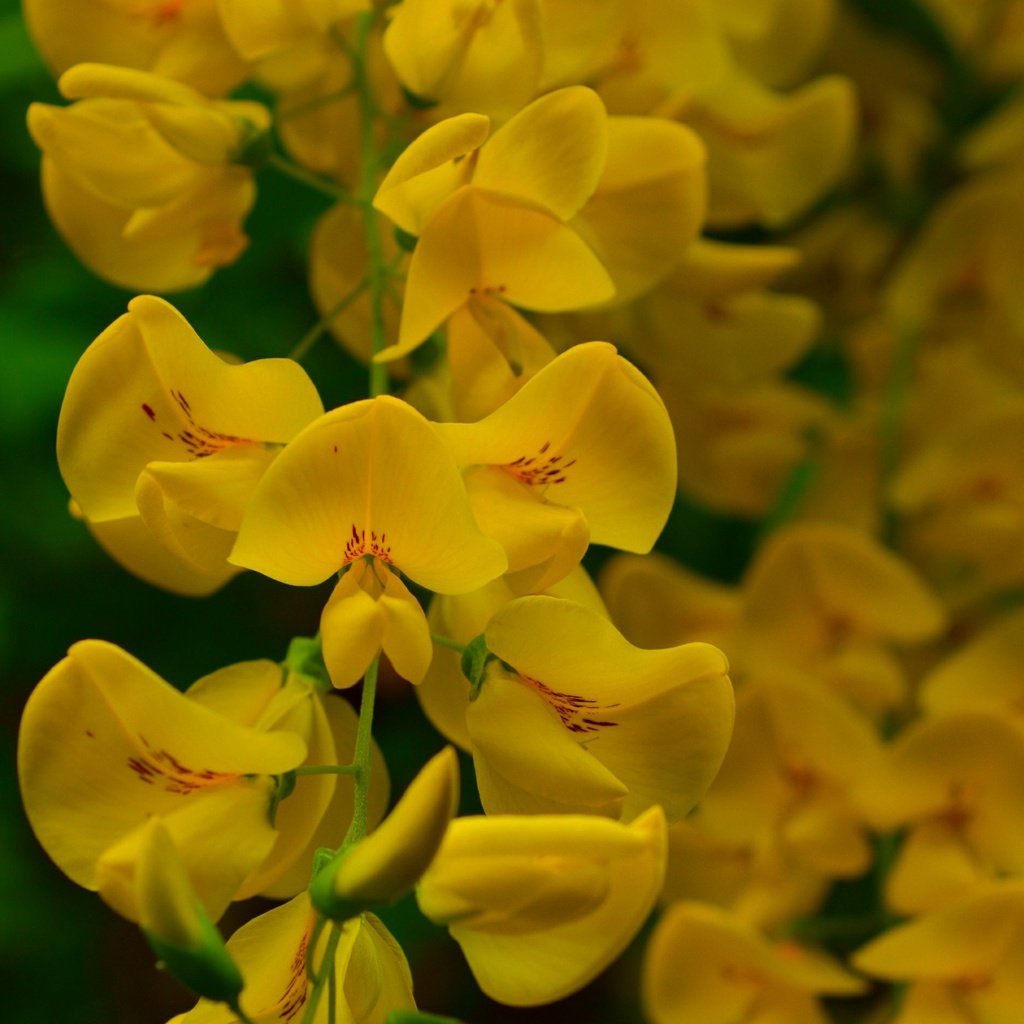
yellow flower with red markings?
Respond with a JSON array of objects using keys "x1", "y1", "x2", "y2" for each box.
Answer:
[
  {"x1": 230, "y1": 396, "x2": 507, "y2": 687},
  {"x1": 17, "y1": 642, "x2": 309, "y2": 925},
  {"x1": 466, "y1": 596, "x2": 733, "y2": 820},
  {"x1": 57, "y1": 295, "x2": 323, "y2": 595}
]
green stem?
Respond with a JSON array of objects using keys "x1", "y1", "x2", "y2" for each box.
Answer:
[
  {"x1": 279, "y1": 85, "x2": 355, "y2": 122},
  {"x1": 267, "y1": 152, "x2": 355, "y2": 204},
  {"x1": 289, "y1": 280, "x2": 369, "y2": 362},
  {"x1": 352, "y1": 9, "x2": 390, "y2": 398},
  {"x1": 226, "y1": 1000, "x2": 258, "y2": 1024},
  {"x1": 343, "y1": 655, "x2": 380, "y2": 848},
  {"x1": 302, "y1": 924, "x2": 342, "y2": 1024},
  {"x1": 294, "y1": 763, "x2": 359, "y2": 777},
  {"x1": 431, "y1": 633, "x2": 467, "y2": 654}
]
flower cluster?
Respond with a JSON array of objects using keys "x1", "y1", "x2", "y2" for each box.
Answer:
[{"x1": 14, "y1": 0, "x2": 1024, "y2": 1022}]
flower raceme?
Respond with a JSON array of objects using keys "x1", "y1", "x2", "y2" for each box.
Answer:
[
  {"x1": 28, "y1": 64, "x2": 270, "y2": 291},
  {"x1": 57, "y1": 295, "x2": 323, "y2": 595},
  {"x1": 416, "y1": 807, "x2": 667, "y2": 1006},
  {"x1": 229, "y1": 395, "x2": 508, "y2": 687},
  {"x1": 465, "y1": 596, "x2": 734, "y2": 821}
]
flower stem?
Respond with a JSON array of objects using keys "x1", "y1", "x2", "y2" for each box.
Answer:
[
  {"x1": 301, "y1": 923, "x2": 342, "y2": 1024},
  {"x1": 294, "y1": 763, "x2": 359, "y2": 777},
  {"x1": 289, "y1": 280, "x2": 369, "y2": 361},
  {"x1": 267, "y1": 152, "x2": 356, "y2": 203},
  {"x1": 352, "y1": 9, "x2": 390, "y2": 397},
  {"x1": 343, "y1": 655, "x2": 380, "y2": 848},
  {"x1": 431, "y1": 633, "x2": 467, "y2": 654}
]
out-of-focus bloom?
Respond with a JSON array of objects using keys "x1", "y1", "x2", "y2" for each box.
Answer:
[
  {"x1": 383, "y1": 0, "x2": 543, "y2": 120},
  {"x1": 920, "y1": 607, "x2": 1024, "y2": 725},
  {"x1": 28, "y1": 65, "x2": 269, "y2": 291},
  {"x1": 418, "y1": 567, "x2": 605, "y2": 751},
  {"x1": 18, "y1": 642, "x2": 307, "y2": 924},
  {"x1": 417, "y1": 807, "x2": 666, "y2": 1006},
  {"x1": 600, "y1": 551, "x2": 740, "y2": 652},
  {"x1": 216, "y1": 0, "x2": 369, "y2": 63},
  {"x1": 313, "y1": 747, "x2": 458, "y2": 919},
  {"x1": 919, "y1": 0, "x2": 1024, "y2": 81},
  {"x1": 892, "y1": 407, "x2": 1024, "y2": 605},
  {"x1": 436, "y1": 342, "x2": 677, "y2": 592},
  {"x1": 855, "y1": 712, "x2": 1024, "y2": 914},
  {"x1": 170, "y1": 892, "x2": 415, "y2": 1023},
  {"x1": 734, "y1": 522, "x2": 946, "y2": 715},
  {"x1": 24, "y1": 0, "x2": 247, "y2": 96},
  {"x1": 467, "y1": 596, "x2": 733, "y2": 820},
  {"x1": 56, "y1": 295, "x2": 323, "y2": 595},
  {"x1": 644, "y1": 901, "x2": 865, "y2": 1024},
  {"x1": 230, "y1": 396, "x2": 507, "y2": 686},
  {"x1": 665, "y1": 674, "x2": 880, "y2": 928},
  {"x1": 853, "y1": 882, "x2": 1024, "y2": 1024}
]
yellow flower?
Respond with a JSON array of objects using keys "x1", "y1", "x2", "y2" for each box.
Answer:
[
  {"x1": 383, "y1": 0, "x2": 544, "y2": 119},
  {"x1": 920, "y1": 607, "x2": 1024, "y2": 725},
  {"x1": 733, "y1": 522, "x2": 945, "y2": 715},
  {"x1": 217, "y1": 0, "x2": 369, "y2": 62},
  {"x1": 468, "y1": 596, "x2": 733, "y2": 820},
  {"x1": 436, "y1": 342, "x2": 677, "y2": 593},
  {"x1": 28, "y1": 64, "x2": 269, "y2": 291},
  {"x1": 24, "y1": 0, "x2": 247, "y2": 96},
  {"x1": 854, "y1": 711, "x2": 1024, "y2": 915},
  {"x1": 853, "y1": 882, "x2": 1024, "y2": 1024},
  {"x1": 418, "y1": 566, "x2": 606, "y2": 751},
  {"x1": 230, "y1": 396, "x2": 508, "y2": 686},
  {"x1": 56, "y1": 295, "x2": 323, "y2": 595},
  {"x1": 18, "y1": 641, "x2": 307, "y2": 924},
  {"x1": 644, "y1": 902, "x2": 864, "y2": 1024},
  {"x1": 417, "y1": 807, "x2": 666, "y2": 1006},
  {"x1": 171, "y1": 893, "x2": 415, "y2": 1024}
]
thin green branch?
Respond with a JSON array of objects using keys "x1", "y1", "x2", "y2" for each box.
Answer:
[
  {"x1": 302, "y1": 924, "x2": 342, "y2": 1024},
  {"x1": 289, "y1": 279, "x2": 369, "y2": 362},
  {"x1": 431, "y1": 633, "x2": 467, "y2": 655},
  {"x1": 342, "y1": 655, "x2": 380, "y2": 848},
  {"x1": 267, "y1": 152, "x2": 356, "y2": 204},
  {"x1": 294, "y1": 763, "x2": 359, "y2": 778}
]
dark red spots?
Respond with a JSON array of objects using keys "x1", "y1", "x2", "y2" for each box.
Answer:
[
  {"x1": 523, "y1": 675, "x2": 620, "y2": 735},
  {"x1": 85, "y1": 729, "x2": 95, "y2": 739},
  {"x1": 506, "y1": 443, "x2": 575, "y2": 486},
  {"x1": 333, "y1": 445, "x2": 338, "y2": 453},
  {"x1": 141, "y1": 403, "x2": 156, "y2": 420}
]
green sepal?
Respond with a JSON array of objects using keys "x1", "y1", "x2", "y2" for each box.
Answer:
[
  {"x1": 268, "y1": 770, "x2": 297, "y2": 827},
  {"x1": 233, "y1": 122, "x2": 274, "y2": 169},
  {"x1": 143, "y1": 910, "x2": 244, "y2": 1005},
  {"x1": 460, "y1": 635, "x2": 492, "y2": 699},
  {"x1": 285, "y1": 634, "x2": 333, "y2": 692},
  {"x1": 400, "y1": 85, "x2": 439, "y2": 110},
  {"x1": 309, "y1": 849, "x2": 373, "y2": 924}
]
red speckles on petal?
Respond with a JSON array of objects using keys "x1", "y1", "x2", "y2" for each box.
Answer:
[
  {"x1": 521, "y1": 675, "x2": 620, "y2": 735},
  {"x1": 343, "y1": 524, "x2": 393, "y2": 563},
  {"x1": 506, "y1": 441, "x2": 576, "y2": 486}
]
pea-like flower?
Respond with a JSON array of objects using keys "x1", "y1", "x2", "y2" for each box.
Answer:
[
  {"x1": 57, "y1": 295, "x2": 323, "y2": 595},
  {"x1": 467, "y1": 596, "x2": 733, "y2": 820},
  {"x1": 416, "y1": 807, "x2": 667, "y2": 1006},
  {"x1": 28, "y1": 64, "x2": 270, "y2": 291}
]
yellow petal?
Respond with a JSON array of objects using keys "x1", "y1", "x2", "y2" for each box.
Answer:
[
  {"x1": 136, "y1": 818, "x2": 205, "y2": 950},
  {"x1": 374, "y1": 112, "x2": 489, "y2": 236},
  {"x1": 572, "y1": 116, "x2": 706, "y2": 304},
  {"x1": 468, "y1": 671, "x2": 629, "y2": 817},
  {"x1": 438, "y1": 342, "x2": 676, "y2": 552},
  {"x1": 395, "y1": 187, "x2": 614, "y2": 354},
  {"x1": 230, "y1": 396, "x2": 507, "y2": 592},
  {"x1": 380, "y1": 569, "x2": 434, "y2": 684},
  {"x1": 321, "y1": 566, "x2": 387, "y2": 690},
  {"x1": 18, "y1": 641, "x2": 305, "y2": 895},
  {"x1": 473, "y1": 86, "x2": 608, "y2": 221}
]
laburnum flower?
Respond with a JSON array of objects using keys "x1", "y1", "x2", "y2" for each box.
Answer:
[
  {"x1": 416, "y1": 807, "x2": 666, "y2": 1006},
  {"x1": 216, "y1": 0, "x2": 369, "y2": 63},
  {"x1": 920, "y1": 607, "x2": 1024, "y2": 725},
  {"x1": 892, "y1": 407, "x2": 1024, "y2": 604},
  {"x1": 853, "y1": 882, "x2": 1024, "y2": 1024},
  {"x1": 230, "y1": 396, "x2": 507, "y2": 687},
  {"x1": 18, "y1": 642, "x2": 311, "y2": 924},
  {"x1": 467, "y1": 596, "x2": 733, "y2": 820},
  {"x1": 855, "y1": 712, "x2": 1024, "y2": 915},
  {"x1": 418, "y1": 566, "x2": 605, "y2": 751},
  {"x1": 24, "y1": 0, "x2": 247, "y2": 96},
  {"x1": 383, "y1": 0, "x2": 544, "y2": 119},
  {"x1": 374, "y1": 87, "x2": 706, "y2": 355},
  {"x1": 56, "y1": 295, "x2": 324, "y2": 595},
  {"x1": 643, "y1": 902, "x2": 865, "y2": 1024},
  {"x1": 666, "y1": 674, "x2": 880, "y2": 927},
  {"x1": 435, "y1": 342, "x2": 677, "y2": 593},
  {"x1": 732, "y1": 522, "x2": 946, "y2": 715},
  {"x1": 170, "y1": 892, "x2": 415, "y2": 1024},
  {"x1": 28, "y1": 64, "x2": 270, "y2": 291},
  {"x1": 599, "y1": 551, "x2": 741, "y2": 652}
]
